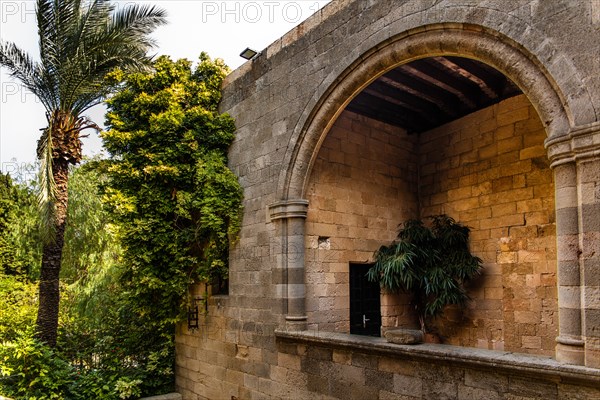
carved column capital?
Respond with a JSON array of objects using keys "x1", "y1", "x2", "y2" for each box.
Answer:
[
  {"x1": 268, "y1": 199, "x2": 309, "y2": 221},
  {"x1": 545, "y1": 123, "x2": 600, "y2": 168}
]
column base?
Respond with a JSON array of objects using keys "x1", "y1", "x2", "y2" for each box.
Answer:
[{"x1": 556, "y1": 337, "x2": 585, "y2": 365}]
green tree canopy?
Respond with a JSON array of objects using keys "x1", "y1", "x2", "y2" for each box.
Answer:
[
  {"x1": 0, "y1": 172, "x2": 40, "y2": 278},
  {"x1": 102, "y1": 52, "x2": 242, "y2": 360},
  {"x1": 0, "y1": 173, "x2": 23, "y2": 276}
]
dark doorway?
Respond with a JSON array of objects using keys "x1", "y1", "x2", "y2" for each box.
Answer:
[{"x1": 350, "y1": 263, "x2": 381, "y2": 336}]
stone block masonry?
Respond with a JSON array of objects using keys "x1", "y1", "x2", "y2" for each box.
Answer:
[
  {"x1": 303, "y1": 95, "x2": 556, "y2": 355},
  {"x1": 305, "y1": 110, "x2": 419, "y2": 333},
  {"x1": 419, "y1": 95, "x2": 557, "y2": 355},
  {"x1": 272, "y1": 331, "x2": 600, "y2": 400}
]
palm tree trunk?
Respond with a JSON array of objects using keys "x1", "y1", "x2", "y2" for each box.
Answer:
[{"x1": 35, "y1": 159, "x2": 69, "y2": 347}]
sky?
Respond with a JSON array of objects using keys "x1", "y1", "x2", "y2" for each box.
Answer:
[{"x1": 0, "y1": 0, "x2": 331, "y2": 179}]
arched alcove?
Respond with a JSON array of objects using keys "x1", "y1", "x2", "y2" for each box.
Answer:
[{"x1": 280, "y1": 24, "x2": 568, "y2": 357}]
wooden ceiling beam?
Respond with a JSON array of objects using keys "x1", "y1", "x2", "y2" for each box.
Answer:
[
  {"x1": 399, "y1": 62, "x2": 478, "y2": 109},
  {"x1": 347, "y1": 92, "x2": 429, "y2": 133},
  {"x1": 429, "y1": 56, "x2": 499, "y2": 100},
  {"x1": 442, "y1": 56, "x2": 522, "y2": 98},
  {"x1": 380, "y1": 72, "x2": 462, "y2": 117},
  {"x1": 364, "y1": 81, "x2": 445, "y2": 124},
  {"x1": 344, "y1": 56, "x2": 525, "y2": 135}
]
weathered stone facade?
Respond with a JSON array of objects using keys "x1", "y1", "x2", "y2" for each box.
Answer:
[{"x1": 176, "y1": 1, "x2": 600, "y2": 398}]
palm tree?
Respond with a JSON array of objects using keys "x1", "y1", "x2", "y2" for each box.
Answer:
[{"x1": 0, "y1": 0, "x2": 167, "y2": 346}]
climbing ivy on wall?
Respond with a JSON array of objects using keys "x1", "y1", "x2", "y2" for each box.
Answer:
[{"x1": 102, "y1": 53, "x2": 242, "y2": 379}]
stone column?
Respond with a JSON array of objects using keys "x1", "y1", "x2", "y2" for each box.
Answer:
[
  {"x1": 553, "y1": 163, "x2": 584, "y2": 365},
  {"x1": 269, "y1": 199, "x2": 309, "y2": 331},
  {"x1": 546, "y1": 123, "x2": 600, "y2": 367},
  {"x1": 577, "y1": 159, "x2": 600, "y2": 368}
]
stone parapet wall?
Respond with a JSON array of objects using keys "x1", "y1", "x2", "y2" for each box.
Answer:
[
  {"x1": 177, "y1": 321, "x2": 600, "y2": 400},
  {"x1": 272, "y1": 331, "x2": 600, "y2": 400}
]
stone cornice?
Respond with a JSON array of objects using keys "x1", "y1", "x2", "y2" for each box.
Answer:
[
  {"x1": 545, "y1": 122, "x2": 600, "y2": 168},
  {"x1": 268, "y1": 199, "x2": 309, "y2": 221}
]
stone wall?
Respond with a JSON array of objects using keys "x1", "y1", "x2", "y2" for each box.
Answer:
[
  {"x1": 305, "y1": 111, "x2": 418, "y2": 332},
  {"x1": 301, "y1": 95, "x2": 556, "y2": 355},
  {"x1": 419, "y1": 94, "x2": 557, "y2": 355}
]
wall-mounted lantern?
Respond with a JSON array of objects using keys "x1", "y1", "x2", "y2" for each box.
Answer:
[{"x1": 187, "y1": 295, "x2": 206, "y2": 331}]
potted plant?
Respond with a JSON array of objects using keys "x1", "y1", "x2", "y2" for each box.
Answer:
[{"x1": 367, "y1": 215, "x2": 482, "y2": 341}]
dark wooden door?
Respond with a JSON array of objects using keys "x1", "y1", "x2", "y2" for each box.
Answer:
[{"x1": 349, "y1": 263, "x2": 381, "y2": 336}]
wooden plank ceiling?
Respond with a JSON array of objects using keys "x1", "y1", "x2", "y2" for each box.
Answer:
[{"x1": 346, "y1": 56, "x2": 522, "y2": 133}]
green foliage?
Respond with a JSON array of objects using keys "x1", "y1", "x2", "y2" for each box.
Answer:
[
  {"x1": 77, "y1": 54, "x2": 242, "y2": 396},
  {"x1": 0, "y1": 162, "x2": 173, "y2": 399},
  {"x1": 0, "y1": 173, "x2": 41, "y2": 278},
  {"x1": 103, "y1": 52, "x2": 241, "y2": 307},
  {"x1": 0, "y1": 331, "x2": 73, "y2": 399},
  {"x1": 61, "y1": 161, "x2": 122, "y2": 284},
  {"x1": 0, "y1": 162, "x2": 121, "y2": 282},
  {"x1": 0, "y1": 275, "x2": 37, "y2": 342},
  {"x1": 58, "y1": 161, "x2": 174, "y2": 397},
  {"x1": 0, "y1": 173, "x2": 18, "y2": 273},
  {"x1": 0, "y1": 330, "x2": 156, "y2": 400},
  {"x1": 0, "y1": 275, "x2": 73, "y2": 398},
  {"x1": 367, "y1": 215, "x2": 483, "y2": 332}
]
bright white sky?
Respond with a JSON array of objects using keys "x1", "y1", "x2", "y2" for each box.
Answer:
[{"x1": 0, "y1": 0, "x2": 331, "y2": 178}]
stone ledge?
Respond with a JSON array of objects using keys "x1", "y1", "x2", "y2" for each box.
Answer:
[
  {"x1": 545, "y1": 122, "x2": 600, "y2": 168},
  {"x1": 275, "y1": 330, "x2": 600, "y2": 387}
]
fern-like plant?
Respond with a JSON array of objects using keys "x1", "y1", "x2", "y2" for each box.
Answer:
[{"x1": 367, "y1": 215, "x2": 482, "y2": 334}]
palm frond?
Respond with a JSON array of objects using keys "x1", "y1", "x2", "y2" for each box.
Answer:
[
  {"x1": 0, "y1": 41, "x2": 38, "y2": 92},
  {"x1": 36, "y1": 0, "x2": 55, "y2": 63},
  {"x1": 55, "y1": 2, "x2": 166, "y2": 113}
]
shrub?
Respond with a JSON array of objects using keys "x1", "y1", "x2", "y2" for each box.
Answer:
[{"x1": 367, "y1": 215, "x2": 483, "y2": 333}]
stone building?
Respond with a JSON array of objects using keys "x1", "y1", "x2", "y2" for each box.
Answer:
[{"x1": 176, "y1": 1, "x2": 600, "y2": 398}]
